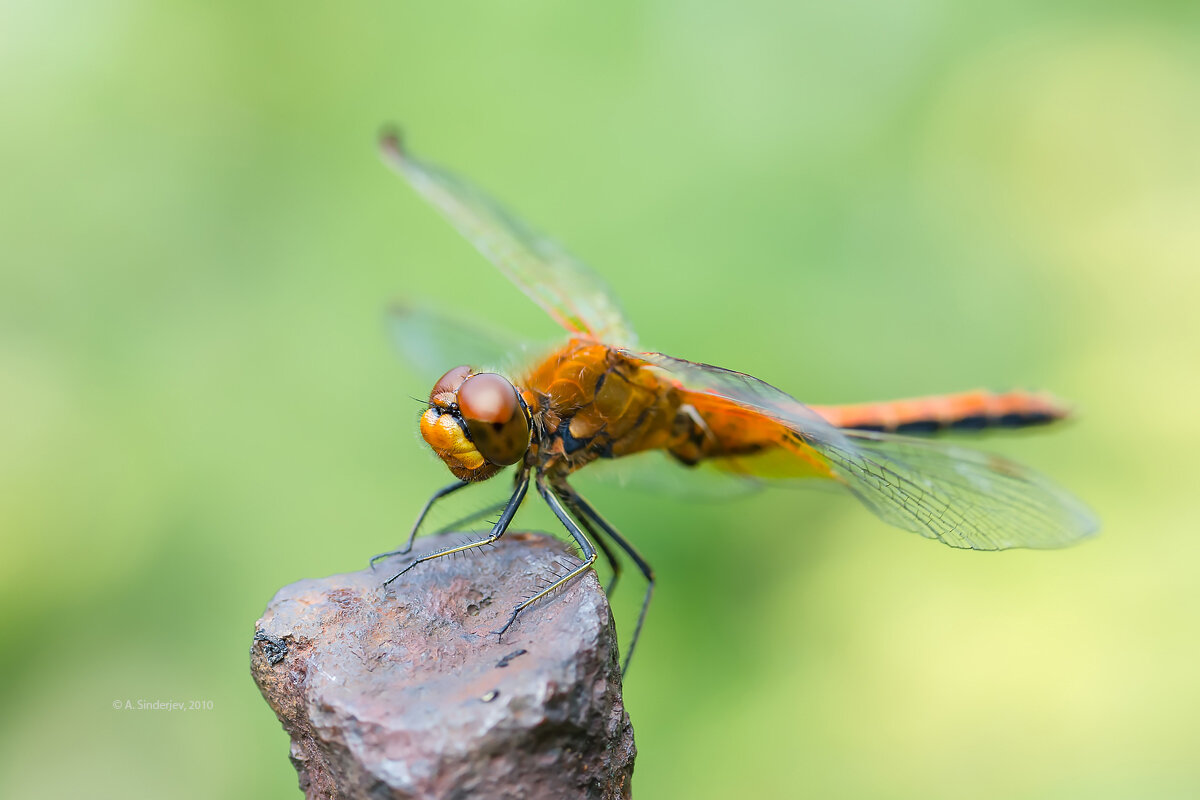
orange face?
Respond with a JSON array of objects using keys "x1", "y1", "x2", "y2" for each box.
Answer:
[{"x1": 419, "y1": 366, "x2": 531, "y2": 481}]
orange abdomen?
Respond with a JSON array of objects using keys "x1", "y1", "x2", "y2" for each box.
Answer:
[
  {"x1": 808, "y1": 389, "x2": 1069, "y2": 434},
  {"x1": 675, "y1": 389, "x2": 837, "y2": 480}
]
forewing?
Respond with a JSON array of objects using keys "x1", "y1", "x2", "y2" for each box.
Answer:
[
  {"x1": 381, "y1": 132, "x2": 637, "y2": 346},
  {"x1": 625, "y1": 349, "x2": 1098, "y2": 550},
  {"x1": 619, "y1": 350, "x2": 845, "y2": 444}
]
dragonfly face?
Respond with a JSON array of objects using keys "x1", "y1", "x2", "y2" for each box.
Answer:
[{"x1": 420, "y1": 365, "x2": 532, "y2": 482}]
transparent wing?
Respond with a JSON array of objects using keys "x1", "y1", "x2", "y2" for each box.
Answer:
[
  {"x1": 626, "y1": 350, "x2": 1099, "y2": 551},
  {"x1": 620, "y1": 350, "x2": 845, "y2": 444},
  {"x1": 387, "y1": 302, "x2": 544, "y2": 381},
  {"x1": 381, "y1": 131, "x2": 637, "y2": 346},
  {"x1": 818, "y1": 431, "x2": 1099, "y2": 550},
  {"x1": 574, "y1": 449, "x2": 765, "y2": 502}
]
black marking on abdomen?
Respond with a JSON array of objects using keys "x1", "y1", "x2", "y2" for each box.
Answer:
[
  {"x1": 894, "y1": 420, "x2": 942, "y2": 435},
  {"x1": 850, "y1": 410, "x2": 1060, "y2": 436},
  {"x1": 949, "y1": 415, "x2": 988, "y2": 431},
  {"x1": 998, "y1": 411, "x2": 1055, "y2": 428}
]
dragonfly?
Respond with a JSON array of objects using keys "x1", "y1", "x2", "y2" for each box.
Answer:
[{"x1": 372, "y1": 131, "x2": 1098, "y2": 674}]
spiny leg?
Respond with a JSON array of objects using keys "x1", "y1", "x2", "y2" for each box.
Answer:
[
  {"x1": 586, "y1": 513, "x2": 622, "y2": 595},
  {"x1": 370, "y1": 479, "x2": 471, "y2": 569},
  {"x1": 496, "y1": 474, "x2": 597, "y2": 638},
  {"x1": 427, "y1": 468, "x2": 528, "y2": 535},
  {"x1": 383, "y1": 468, "x2": 529, "y2": 586},
  {"x1": 542, "y1": 508, "x2": 619, "y2": 592},
  {"x1": 559, "y1": 481, "x2": 654, "y2": 677},
  {"x1": 429, "y1": 498, "x2": 508, "y2": 537}
]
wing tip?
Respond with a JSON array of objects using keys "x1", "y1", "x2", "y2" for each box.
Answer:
[
  {"x1": 947, "y1": 512, "x2": 1101, "y2": 551},
  {"x1": 385, "y1": 299, "x2": 419, "y2": 321},
  {"x1": 378, "y1": 124, "x2": 407, "y2": 166}
]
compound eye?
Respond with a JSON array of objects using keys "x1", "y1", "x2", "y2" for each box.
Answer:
[
  {"x1": 430, "y1": 365, "x2": 472, "y2": 405},
  {"x1": 458, "y1": 373, "x2": 530, "y2": 466},
  {"x1": 458, "y1": 373, "x2": 518, "y2": 423}
]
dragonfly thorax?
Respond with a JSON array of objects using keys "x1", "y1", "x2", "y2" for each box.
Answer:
[{"x1": 419, "y1": 365, "x2": 532, "y2": 482}]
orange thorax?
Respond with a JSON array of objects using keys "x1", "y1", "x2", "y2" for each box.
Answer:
[{"x1": 519, "y1": 340, "x2": 685, "y2": 470}]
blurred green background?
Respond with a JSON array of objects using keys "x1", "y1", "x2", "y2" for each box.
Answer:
[{"x1": 3, "y1": 1, "x2": 1198, "y2": 797}]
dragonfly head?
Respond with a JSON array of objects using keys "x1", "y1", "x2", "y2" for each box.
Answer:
[{"x1": 420, "y1": 366, "x2": 532, "y2": 481}]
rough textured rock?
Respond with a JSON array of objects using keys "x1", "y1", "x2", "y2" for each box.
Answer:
[{"x1": 251, "y1": 531, "x2": 635, "y2": 800}]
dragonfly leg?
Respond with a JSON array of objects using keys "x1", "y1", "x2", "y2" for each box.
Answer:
[
  {"x1": 557, "y1": 481, "x2": 654, "y2": 677},
  {"x1": 586, "y1": 514, "x2": 623, "y2": 595},
  {"x1": 495, "y1": 474, "x2": 598, "y2": 639},
  {"x1": 383, "y1": 468, "x2": 530, "y2": 586},
  {"x1": 369, "y1": 479, "x2": 472, "y2": 569},
  {"x1": 428, "y1": 498, "x2": 508, "y2": 537},
  {"x1": 426, "y1": 468, "x2": 528, "y2": 535}
]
